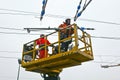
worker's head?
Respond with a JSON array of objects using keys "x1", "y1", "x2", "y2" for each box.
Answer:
[
  {"x1": 40, "y1": 34, "x2": 45, "y2": 38},
  {"x1": 65, "y1": 18, "x2": 71, "y2": 25}
]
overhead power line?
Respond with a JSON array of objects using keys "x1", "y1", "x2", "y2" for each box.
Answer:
[
  {"x1": 0, "y1": 27, "x2": 24, "y2": 31},
  {"x1": 0, "y1": 8, "x2": 38, "y2": 14},
  {"x1": 0, "y1": 31, "x2": 39, "y2": 35},
  {"x1": 0, "y1": 12, "x2": 38, "y2": 16},
  {"x1": 91, "y1": 36, "x2": 120, "y2": 40},
  {"x1": 1, "y1": 50, "x2": 120, "y2": 58},
  {"x1": 0, "y1": 56, "x2": 19, "y2": 59},
  {"x1": 95, "y1": 55, "x2": 120, "y2": 58},
  {"x1": 93, "y1": 61, "x2": 117, "y2": 64},
  {"x1": 0, "y1": 51, "x2": 21, "y2": 53},
  {"x1": 0, "y1": 31, "x2": 120, "y2": 40},
  {"x1": 0, "y1": 50, "x2": 120, "y2": 64},
  {"x1": 101, "y1": 64, "x2": 120, "y2": 68},
  {"x1": 0, "y1": 8, "x2": 120, "y2": 25},
  {"x1": 78, "y1": 18, "x2": 120, "y2": 25},
  {"x1": 0, "y1": 55, "x2": 119, "y2": 64}
]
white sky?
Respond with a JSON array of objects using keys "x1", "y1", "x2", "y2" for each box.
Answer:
[{"x1": 0, "y1": 0, "x2": 120, "y2": 80}]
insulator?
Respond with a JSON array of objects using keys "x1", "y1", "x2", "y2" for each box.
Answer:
[
  {"x1": 42, "y1": 0, "x2": 46, "y2": 5},
  {"x1": 77, "y1": 5, "x2": 81, "y2": 10},
  {"x1": 74, "y1": 17, "x2": 76, "y2": 21},
  {"x1": 80, "y1": 27, "x2": 85, "y2": 31},
  {"x1": 77, "y1": 12, "x2": 81, "y2": 17},
  {"x1": 41, "y1": 10, "x2": 45, "y2": 16}
]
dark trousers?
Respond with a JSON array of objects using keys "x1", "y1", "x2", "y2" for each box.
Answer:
[{"x1": 60, "y1": 33, "x2": 72, "y2": 52}]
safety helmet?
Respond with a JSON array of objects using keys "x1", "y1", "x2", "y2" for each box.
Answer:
[
  {"x1": 65, "y1": 18, "x2": 71, "y2": 25},
  {"x1": 40, "y1": 34, "x2": 45, "y2": 38}
]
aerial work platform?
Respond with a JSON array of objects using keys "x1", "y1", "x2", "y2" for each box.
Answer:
[{"x1": 21, "y1": 24, "x2": 94, "y2": 74}]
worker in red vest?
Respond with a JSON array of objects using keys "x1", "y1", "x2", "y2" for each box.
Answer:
[{"x1": 36, "y1": 34, "x2": 51, "y2": 59}]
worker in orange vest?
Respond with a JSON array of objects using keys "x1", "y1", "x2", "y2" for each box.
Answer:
[{"x1": 58, "y1": 18, "x2": 74, "y2": 52}]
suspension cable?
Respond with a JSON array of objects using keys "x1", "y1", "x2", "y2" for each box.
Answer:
[
  {"x1": 40, "y1": 0, "x2": 48, "y2": 21},
  {"x1": 74, "y1": 0, "x2": 92, "y2": 21},
  {"x1": 74, "y1": 0, "x2": 83, "y2": 21}
]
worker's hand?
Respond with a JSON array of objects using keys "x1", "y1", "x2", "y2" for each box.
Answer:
[
  {"x1": 50, "y1": 44, "x2": 55, "y2": 47},
  {"x1": 55, "y1": 28, "x2": 59, "y2": 31}
]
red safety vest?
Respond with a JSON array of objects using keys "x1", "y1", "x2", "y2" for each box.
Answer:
[{"x1": 36, "y1": 38, "x2": 50, "y2": 50}]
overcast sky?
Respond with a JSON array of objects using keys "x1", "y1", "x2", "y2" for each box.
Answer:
[{"x1": 0, "y1": 0, "x2": 120, "y2": 80}]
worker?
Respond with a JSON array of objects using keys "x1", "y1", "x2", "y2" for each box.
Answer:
[
  {"x1": 58, "y1": 18, "x2": 74, "y2": 52},
  {"x1": 36, "y1": 34, "x2": 52, "y2": 59}
]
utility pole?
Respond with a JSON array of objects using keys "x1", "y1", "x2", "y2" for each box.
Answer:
[{"x1": 17, "y1": 59, "x2": 22, "y2": 80}]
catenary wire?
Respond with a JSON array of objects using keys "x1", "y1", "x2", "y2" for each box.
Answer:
[
  {"x1": 0, "y1": 51, "x2": 21, "y2": 53},
  {"x1": 0, "y1": 56, "x2": 19, "y2": 59},
  {"x1": 0, "y1": 31, "x2": 120, "y2": 40},
  {"x1": 0, "y1": 12, "x2": 38, "y2": 16},
  {"x1": 91, "y1": 36, "x2": 120, "y2": 40},
  {"x1": 0, "y1": 8, "x2": 38, "y2": 14},
  {"x1": 0, "y1": 31, "x2": 40, "y2": 35},
  {"x1": 1, "y1": 50, "x2": 120, "y2": 57},
  {"x1": 0, "y1": 55, "x2": 119, "y2": 64},
  {"x1": 0, "y1": 8, "x2": 120, "y2": 25},
  {"x1": 0, "y1": 50, "x2": 120, "y2": 58},
  {"x1": 0, "y1": 27, "x2": 24, "y2": 31}
]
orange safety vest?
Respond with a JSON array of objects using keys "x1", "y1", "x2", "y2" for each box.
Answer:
[{"x1": 59, "y1": 23, "x2": 74, "y2": 36}]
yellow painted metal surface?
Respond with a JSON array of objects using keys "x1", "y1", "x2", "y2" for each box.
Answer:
[{"x1": 21, "y1": 23, "x2": 94, "y2": 74}]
